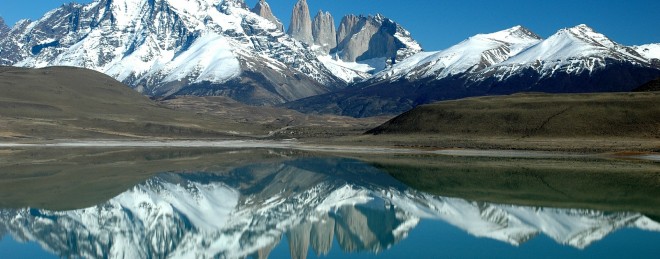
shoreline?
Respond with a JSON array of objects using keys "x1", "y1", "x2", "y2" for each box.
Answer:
[{"x1": 0, "y1": 139, "x2": 658, "y2": 162}]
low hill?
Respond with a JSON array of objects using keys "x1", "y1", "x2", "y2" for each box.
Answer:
[
  {"x1": 634, "y1": 78, "x2": 660, "y2": 92},
  {"x1": 367, "y1": 92, "x2": 660, "y2": 139},
  {"x1": 0, "y1": 66, "x2": 254, "y2": 140}
]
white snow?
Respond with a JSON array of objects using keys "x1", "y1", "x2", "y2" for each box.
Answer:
[
  {"x1": 160, "y1": 33, "x2": 240, "y2": 84},
  {"x1": 317, "y1": 55, "x2": 375, "y2": 83},
  {"x1": 374, "y1": 26, "x2": 541, "y2": 82},
  {"x1": 114, "y1": 180, "x2": 239, "y2": 230},
  {"x1": 107, "y1": 0, "x2": 148, "y2": 28},
  {"x1": 316, "y1": 185, "x2": 374, "y2": 212},
  {"x1": 633, "y1": 43, "x2": 660, "y2": 61},
  {"x1": 390, "y1": 193, "x2": 659, "y2": 249},
  {"x1": 504, "y1": 25, "x2": 607, "y2": 64},
  {"x1": 497, "y1": 24, "x2": 648, "y2": 77}
]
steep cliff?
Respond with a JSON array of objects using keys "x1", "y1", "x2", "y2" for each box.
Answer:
[
  {"x1": 312, "y1": 10, "x2": 337, "y2": 54},
  {"x1": 334, "y1": 14, "x2": 422, "y2": 64},
  {"x1": 251, "y1": 0, "x2": 284, "y2": 31},
  {"x1": 287, "y1": 0, "x2": 313, "y2": 45}
]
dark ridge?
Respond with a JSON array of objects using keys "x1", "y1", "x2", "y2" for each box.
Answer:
[{"x1": 634, "y1": 78, "x2": 660, "y2": 92}]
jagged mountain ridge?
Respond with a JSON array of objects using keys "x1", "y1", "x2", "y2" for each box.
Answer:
[
  {"x1": 283, "y1": 0, "x2": 422, "y2": 83},
  {"x1": 371, "y1": 25, "x2": 542, "y2": 82},
  {"x1": 1, "y1": 158, "x2": 658, "y2": 258},
  {"x1": 285, "y1": 24, "x2": 660, "y2": 117},
  {"x1": 1, "y1": 1, "x2": 658, "y2": 115},
  {"x1": 0, "y1": 0, "x2": 346, "y2": 105},
  {"x1": 0, "y1": 0, "x2": 422, "y2": 102}
]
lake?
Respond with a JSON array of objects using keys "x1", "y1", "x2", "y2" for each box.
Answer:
[{"x1": 0, "y1": 147, "x2": 658, "y2": 258}]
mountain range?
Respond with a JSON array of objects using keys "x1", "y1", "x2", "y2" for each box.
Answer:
[
  {"x1": 2, "y1": 158, "x2": 658, "y2": 258},
  {"x1": 0, "y1": 0, "x2": 658, "y2": 116},
  {"x1": 0, "y1": 0, "x2": 419, "y2": 106},
  {"x1": 286, "y1": 25, "x2": 660, "y2": 117}
]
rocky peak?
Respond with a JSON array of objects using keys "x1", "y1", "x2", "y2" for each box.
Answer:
[
  {"x1": 251, "y1": 0, "x2": 283, "y2": 31},
  {"x1": 312, "y1": 10, "x2": 337, "y2": 54},
  {"x1": 470, "y1": 26, "x2": 543, "y2": 47},
  {"x1": 337, "y1": 14, "x2": 361, "y2": 46},
  {"x1": 563, "y1": 24, "x2": 617, "y2": 48},
  {"x1": 288, "y1": 0, "x2": 313, "y2": 45},
  {"x1": 0, "y1": 17, "x2": 8, "y2": 35},
  {"x1": 510, "y1": 25, "x2": 542, "y2": 40},
  {"x1": 334, "y1": 14, "x2": 421, "y2": 63}
]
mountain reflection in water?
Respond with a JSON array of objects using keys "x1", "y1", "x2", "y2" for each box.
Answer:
[{"x1": 0, "y1": 154, "x2": 659, "y2": 258}]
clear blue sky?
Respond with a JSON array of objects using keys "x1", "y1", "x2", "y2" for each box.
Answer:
[{"x1": 1, "y1": 0, "x2": 658, "y2": 51}]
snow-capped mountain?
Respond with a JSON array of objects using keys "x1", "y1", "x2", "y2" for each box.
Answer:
[
  {"x1": 371, "y1": 25, "x2": 541, "y2": 82},
  {"x1": 0, "y1": 0, "x2": 346, "y2": 105},
  {"x1": 484, "y1": 24, "x2": 649, "y2": 81},
  {"x1": 1, "y1": 158, "x2": 658, "y2": 258},
  {"x1": 633, "y1": 43, "x2": 660, "y2": 65},
  {"x1": 286, "y1": 24, "x2": 660, "y2": 117},
  {"x1": 320, "y1": 13, "x2": 423, "y2": 83},
  {"x1": 0, "y1": 0, "x2": 422, "y2": 103},
  {"x1": 285, "y1": 0, "x2": 422, "y2": 83}
]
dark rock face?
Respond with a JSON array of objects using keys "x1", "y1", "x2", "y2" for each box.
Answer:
[
  {"x1": 287, "y1": 0, "x2": 313, "y2": 45},
  {"x1": 251, "y1": 0, "x2": 284, "y2": 31},
  {"x1": 312, "y1": 11, "x2": 337, "y2": 54},
  {"x1": 285, "y1": 61, "x2": 660, "y2": 117}
]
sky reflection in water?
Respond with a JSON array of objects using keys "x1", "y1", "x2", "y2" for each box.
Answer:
[{"x1": 0, "y1": 151, "x2": 658, "y2": 258}]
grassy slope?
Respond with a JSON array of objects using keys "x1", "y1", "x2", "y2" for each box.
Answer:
[
  {"x1": 361, "y1": 92, "x2": 660, "y2": 151},
  {"x1": 0, "y1": 66, "x2": 257, "y2": 140},
  {"x1": 368, "y1": 92, "x2": 660, "y2": 138},
  {"x1": 161, "y1": 96, "x2": 388, "y2": 139}
]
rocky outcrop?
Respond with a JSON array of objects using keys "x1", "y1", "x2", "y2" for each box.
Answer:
[
  {"x1": 337, "y1": 14, "x2": 361, "y2": 46},
  {"x1": 250, "y1": 0, "x2": 283, "y2": 31},
  {"x1": 0, "y1": 17, "x2": 9, "y2": 35},
  {"x1": 335, "y1": 14, "x2": 421, "y2": 63},
  {"x1": 310, "y1": 217, "x2": 335, "y2": 256},
  {"x1": 312, "y1": 11, "x2": 337, "y2": 54},
  {"x1": 288, "y1": 0, "x2": 313, "y2": 45}
]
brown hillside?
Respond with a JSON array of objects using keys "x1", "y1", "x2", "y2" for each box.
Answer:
[
  {"x1": 0, "y1": 66, "x2": 251, "y2": 140},
  {"x1": 367, "y1": 92, "x2": 660, "y2": 139}
]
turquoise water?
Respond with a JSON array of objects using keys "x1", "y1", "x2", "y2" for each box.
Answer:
[
  {"x1": 269, "y1": 221, "x2": 660, "y2": 259},
  {"x1": 0, "y1": 151, "x2": 658, "y2": 258}
]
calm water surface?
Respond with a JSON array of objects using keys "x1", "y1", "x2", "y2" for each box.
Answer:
[{"x1": 0, "y1": 148, "x2": 658, "y2": 258}]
